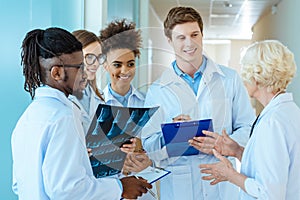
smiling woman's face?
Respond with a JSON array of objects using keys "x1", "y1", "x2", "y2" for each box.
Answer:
[
  {"x1": 83, "y1": 41, "x2": 102, "y2": 81},
  {"x1": 105, "y1": 48, "x2": 136, "y2": 95}
]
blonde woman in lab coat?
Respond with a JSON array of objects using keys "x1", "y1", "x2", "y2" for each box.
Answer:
[{"x1": 199, "y1": 40, "x2": 300, "y2": 200}]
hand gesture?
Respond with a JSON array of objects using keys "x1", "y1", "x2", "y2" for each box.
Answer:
[
  {"x1": 123, "y1": 152, "x2": 152, "y2": 173},
  {"x1": 189, "y1": 129, "x2": 244, "y2": 160},
  {"x1": 199, "y1": 149, "x2": 234, "y2": 185},
  {"x1": 120, "y1": 138, "x2": 137, "y2": 153},
  {"x1": 120, "y1": 176, "x2": 152, "y2": 199}
]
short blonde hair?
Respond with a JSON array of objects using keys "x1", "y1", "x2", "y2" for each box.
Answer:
[{"x1": 240, "y1": 40, "x2": 296, "y2": 93}]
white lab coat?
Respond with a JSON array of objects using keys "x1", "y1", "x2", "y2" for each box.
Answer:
[
  {"x1": 70, "y1": 84, "x2": 105, "y2": 135},
  {"x1": 142, "y1": 57, "x2": 255, "y2": 200},
  {"x1": 11, "y1": 86, "x2": 122, "y2": 200},
  {"x1": 103, "y1": 84, "x2": 157, "y2": 200},
  {"x1": 103, "y1": 84, "x2": 145, "y2": 108},
  {"x1": 240, "y1": 93, "x2": 300, "y2": 200}
]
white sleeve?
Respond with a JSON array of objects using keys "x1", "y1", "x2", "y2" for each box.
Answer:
[
  {"x1": 43, "y1": 116, "x2": 122, "y2": 200},
  {"x1": 141, "y1": 85, "x2": 169, "y2": 166},
  {"x1": 244, "y1": 119, "x2": 289, "y2": 199}
]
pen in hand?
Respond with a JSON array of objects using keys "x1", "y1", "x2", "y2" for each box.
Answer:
[{"x1": 134, "y1": 176, "x2": 157, "y2": 199}]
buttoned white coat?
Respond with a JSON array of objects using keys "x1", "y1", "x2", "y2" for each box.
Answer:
[{"x1": 142, "y1": 57, "x2": 255, "y2": 200}]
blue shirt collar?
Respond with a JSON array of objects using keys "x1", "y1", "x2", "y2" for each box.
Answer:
[
  {"x1": 172, "y1": 55, "x2": 207, "y2": 77},
  {"x1": 108, "y1": 84, "x2": 132, "y2": 106}
]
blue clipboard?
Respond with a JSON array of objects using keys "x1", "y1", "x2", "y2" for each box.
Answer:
[{"x1": 161, "y1": 119, "x2": 213, "y2": 157}]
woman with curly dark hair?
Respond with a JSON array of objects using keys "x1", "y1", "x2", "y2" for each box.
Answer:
[
  {"x1": 100, "y1": 19, "x2": 143, "y2": 107},
  {"x1": 100, "y1": 19, "x2": 156, "y2": 200}
]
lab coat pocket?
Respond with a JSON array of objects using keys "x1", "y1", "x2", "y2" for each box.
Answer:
[{"x1": 171, "y1": 165, "x2": 193, "y2": 200}]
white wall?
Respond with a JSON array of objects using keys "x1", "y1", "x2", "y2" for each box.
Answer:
[
  {"x1": 84, "y1": 0, "x2": 107, "y2": 33},
  {"x1": 84, "y1": 0, "x2": 108, "y2": 89},
  {"x1": 147, "y1": 5, "x2": 174, "y2": 83},
  {"x1": 229, "y1": 40, "x2": 251, "y2": 73},
  {"x1": 203, "y1": 42, "x2": 231, "y2": 67},
  {"x1": 252, "y1": 0, "x2": 300, "y2": 106},
  {"x1": 135, "y1": 0, "x2": 151, "y2": 93}
]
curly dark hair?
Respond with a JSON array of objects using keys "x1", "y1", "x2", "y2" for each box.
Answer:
[
  {"x1": 99, "y1": 19, "x2": 142, "y2": 58},
  {"x1": 21, "y1": 27, "x2": 82, "y2": 99}
]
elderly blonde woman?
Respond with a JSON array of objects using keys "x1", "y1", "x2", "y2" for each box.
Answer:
[{"x1": 193, "y1": 40, "x2": 300, "y2": 199}]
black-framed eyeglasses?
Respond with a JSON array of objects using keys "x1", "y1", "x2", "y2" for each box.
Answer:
[
  {"x1": 50, "y1": 63, "x2": 85, "y2": 72},
  {"x1": 85, "y1": 53, "x2": 106, "y2": 65},
  {"x1": 62, "y1": 63, "x2": 85, "y2": 70},
  {"x1": 49, "y1": 55, "x2": 85, "y2": 71}
]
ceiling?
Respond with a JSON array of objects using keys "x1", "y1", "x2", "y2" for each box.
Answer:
[{"x1": 150, "y1": 0, "x2": 281, "y2": 40}]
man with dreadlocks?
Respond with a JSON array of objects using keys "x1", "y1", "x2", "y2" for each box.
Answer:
[{"x1": 11, "y1": 27, "x2": 151, "y2": 200}]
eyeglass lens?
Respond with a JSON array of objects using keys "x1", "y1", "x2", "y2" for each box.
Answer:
[{"x1": 85, "y1": 53, "x2": 106, "y2": 65}]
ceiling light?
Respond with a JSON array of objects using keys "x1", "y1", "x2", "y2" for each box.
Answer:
[{"x1": 224, "y1": 1, "x2": 233, "y2": 8}]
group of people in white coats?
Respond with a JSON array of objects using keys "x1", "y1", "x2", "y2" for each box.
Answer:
[
  {"x1": 72, "y1": 19, "x2": 155, "y2": 200},
  {"x1": 11, "y1": 5, "x2": 300, "y2": 200},
  {"x1": 12, "y1": 27, "x2": 151, "y2": 200}
]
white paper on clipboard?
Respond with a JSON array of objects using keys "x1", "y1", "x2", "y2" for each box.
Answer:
[{"x1": 134, "y1": 166, "x2": 171, "y2": 184}]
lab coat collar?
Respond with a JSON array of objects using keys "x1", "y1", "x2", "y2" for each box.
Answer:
[
  {"x1": 86, "y1": 84, "x2": 104, "y2": 104},
  {"x1": 35, "y1": 86, "x2": 74, "y2": 110},
  {"x1": 69, "y1": 84, "x2": 104, "y2": 118},
  {"x1": 204, "y1": 56, "x2": 225, "y2": 78},
  {"x1": 103, "y1": 84, "x2": 145, "y2": 104},
  {"x1": 131, "y1": 85, "x2": 145, "y2": 101},
  {"x1": 158, "y1": 55, "x2": 225, "y2": 87},
  {"x1": 36, "y1": 86, "x2": 86, "y2": 146},
  {"x1": 259, "y1": 92, "x2": 293, "y2": 119}
]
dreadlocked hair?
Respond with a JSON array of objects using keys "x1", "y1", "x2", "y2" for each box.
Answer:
[
  {"x1": 21, "y1": 27, "x2": 82, "y2": 99},
  {"x1": 99, "y1": 19, "x2": 142, "y2": 57}
]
